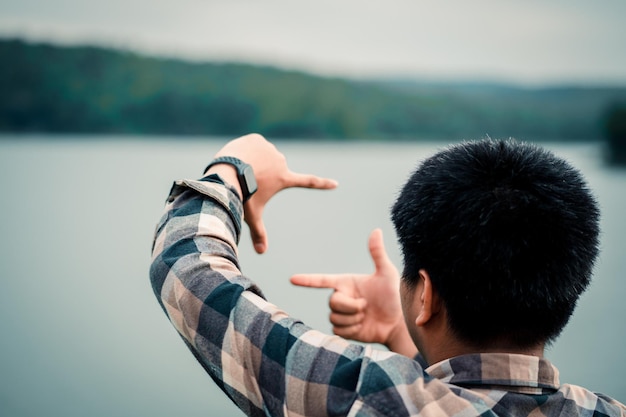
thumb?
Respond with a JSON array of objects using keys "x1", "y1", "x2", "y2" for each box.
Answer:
[
  {"x1": 245, "y1": 209, "x2": 268, "y2": 254},
  {"x1": 368, "y1": 229, "x2": 393, "y2": 274}
]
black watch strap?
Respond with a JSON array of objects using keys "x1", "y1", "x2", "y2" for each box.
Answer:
[{"x1": 204, "y1": 156, "x2": 258, "y2": 203}]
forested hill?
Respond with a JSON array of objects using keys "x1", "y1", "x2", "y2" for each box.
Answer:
[{"x1": 1, "y1": 38, "x2": 625, "y2": 141}]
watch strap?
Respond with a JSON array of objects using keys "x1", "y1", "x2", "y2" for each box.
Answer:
[
  {"x1": 204, "y1": 156, "x2": 256, "y2": 202},
  {"x1": 204, "y1": 156, "x2": 245, "y2": 174}
]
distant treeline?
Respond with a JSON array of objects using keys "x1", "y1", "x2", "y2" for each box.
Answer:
[
  {"x1": 1, "y1": 38, "x2": 626, "y2": 142},
  {"x1": 604, "y1": 103, "x2": 626, "y2": 164}
]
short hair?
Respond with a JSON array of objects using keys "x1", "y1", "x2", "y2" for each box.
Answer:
[{"x1": 391, "y1": 139, "x2": 600, "y2": 348}]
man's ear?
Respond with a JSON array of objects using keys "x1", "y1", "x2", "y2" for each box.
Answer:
[{"x1": 415, "y1": 269, "x2": 435, "y2": 327}]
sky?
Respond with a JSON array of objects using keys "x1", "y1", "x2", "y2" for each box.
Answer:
[{"x1": 1, "y1": 0, "x2": 625, "y2": 86}]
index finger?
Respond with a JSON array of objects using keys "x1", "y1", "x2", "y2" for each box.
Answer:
[
  {"x1": 287, "y1": 171, "x2": 338, "y2": 190},
  {"x1": 290, "y1": 274, "x2": 341, "y2": 289}
]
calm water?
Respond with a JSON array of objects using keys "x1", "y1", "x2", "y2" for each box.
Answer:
[{"x1": 0, "y1": 135, "x2": 624, "y2": 416}]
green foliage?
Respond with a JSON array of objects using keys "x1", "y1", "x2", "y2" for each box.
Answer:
[{"x1": 1, "y1": 38, "x2": 625, "y2": 141}]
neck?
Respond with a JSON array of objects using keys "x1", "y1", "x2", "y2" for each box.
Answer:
[{"x1": 422, "y1": 335, "x2": 545, "y2": 366}]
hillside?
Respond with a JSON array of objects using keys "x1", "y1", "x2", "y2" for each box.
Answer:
[{"x1": 1, "y1": 38, "x2": 625, "y2": 141}]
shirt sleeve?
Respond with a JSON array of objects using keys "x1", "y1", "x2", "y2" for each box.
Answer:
[{"x1": 149, "y1": 176, "x2": 368, "y2": 417}]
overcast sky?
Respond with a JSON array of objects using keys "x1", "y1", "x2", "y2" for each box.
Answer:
[{"x1": 1, "y1": 0, "x2": 625, "y2": 85}]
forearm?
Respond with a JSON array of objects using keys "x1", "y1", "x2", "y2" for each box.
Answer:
[{"x1": 150, "y1": 177, "x2": 267, "y2": 410}]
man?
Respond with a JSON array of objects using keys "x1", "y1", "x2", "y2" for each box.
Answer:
[{"x1": 150, "y1": 134, "x2": 625, "y2": 416}]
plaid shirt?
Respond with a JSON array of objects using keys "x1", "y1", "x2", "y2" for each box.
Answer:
[{"x1": 150, "y1": 176, "x2": 625, "y2": 417}]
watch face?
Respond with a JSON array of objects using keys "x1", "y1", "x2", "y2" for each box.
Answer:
[{"x1": 242, "y1": 165, "x2": 258, "y2": 196}]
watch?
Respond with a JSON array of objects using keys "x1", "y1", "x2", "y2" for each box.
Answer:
[{"x1": 204, "y1": 156, "x2": 258, "y2": 203}]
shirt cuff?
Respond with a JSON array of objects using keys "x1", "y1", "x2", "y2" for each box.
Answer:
[{"x1": 166, "y1": 174, "x2": 244, "y2": 241}]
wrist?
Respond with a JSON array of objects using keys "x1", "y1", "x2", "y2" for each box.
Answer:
[
  {"x1": 205, "y1": 165, "x2": 243, "y2": 201},
  {"x1": 204, "y1": 156, "x2": 258, "y2": 203},
  {"x1": 386, "y1": 320, "x2": 418, "y2": 358}
]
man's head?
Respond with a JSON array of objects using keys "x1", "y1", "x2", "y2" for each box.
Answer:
[{"x1": 391, "y1": 139, "x2": 600, "y2": 350}]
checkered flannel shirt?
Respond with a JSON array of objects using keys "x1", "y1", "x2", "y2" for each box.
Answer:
[{"x1": 150, "y1": 176, "x2": 625, "y2": 417}]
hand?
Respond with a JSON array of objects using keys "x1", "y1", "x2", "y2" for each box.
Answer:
[
  {"x1": 209, "y1": 133, "x2": 338, "y2": 254},
  {"x1": 291, "y1": 229, "x2": 417, "y2": 357}
]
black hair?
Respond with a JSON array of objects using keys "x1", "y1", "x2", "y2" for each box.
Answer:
[{"x1": 391, "y1": 139, "x2": 600, "y2": 348}]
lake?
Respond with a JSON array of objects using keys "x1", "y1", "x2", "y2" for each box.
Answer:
[{"x1": 0, "y1": 135, "x2": 624, "y2": 416}]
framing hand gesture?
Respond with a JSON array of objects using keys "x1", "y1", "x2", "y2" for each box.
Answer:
[
  {"x1": 209, "y1": 133, "x2": 338, "y2": 253},
  {"x1": 291, "y1": 229, "x2": 417, "y2": 357}
]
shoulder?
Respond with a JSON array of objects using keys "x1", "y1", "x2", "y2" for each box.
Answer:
[
  {"x1": 354, "y1": 349, "x2": 458, "y2": 416},
  {"x1": 558, "y1": 384, "x2": 626, "y2": 416}
]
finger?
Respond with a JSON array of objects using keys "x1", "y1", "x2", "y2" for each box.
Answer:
[
  {"x1": 329, "y1": 292, "x2": 367, "y2": 314},
  {"x1": 333, "y1": 323, "x2": 362, "y2": 340},
  {"x1": 330, "y1": 311, "x2": 364, "y2": 327},
  {"x1": 290, "y1": 274, "x2": 341, "y2": 289},
  {"x1": 368, "y1": 228, "x2": 393, "y2": 273},
  {"x1": 286, "y1": 171, "x2": 338, "y2": 190}
]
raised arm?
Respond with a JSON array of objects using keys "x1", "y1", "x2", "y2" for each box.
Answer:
[
  {"x1": 151, "y1": 134, "x2": 355, "y2": 416},
  {"x1": 291, "y1": 229, "x2": 418, "y2": 358}
]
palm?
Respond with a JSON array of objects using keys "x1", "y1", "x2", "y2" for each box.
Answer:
[{"x1": 336, "y1": 264, "x2": 401, "y2": 344}]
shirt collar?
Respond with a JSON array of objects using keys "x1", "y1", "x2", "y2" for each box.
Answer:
[{"x1": 426, "y1": 353, "x2": 560, "y2": 394}]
